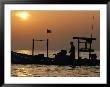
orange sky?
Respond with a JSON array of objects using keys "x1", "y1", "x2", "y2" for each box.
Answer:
[{"x1": 11, "y1": 10, "x2": 100, "y2": 51}]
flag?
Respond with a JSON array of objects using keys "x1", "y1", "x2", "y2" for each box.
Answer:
[{"x1": 47, "y1": 29, "x2": 52, "y2": 33}]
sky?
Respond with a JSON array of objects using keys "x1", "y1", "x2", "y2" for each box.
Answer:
[{"x1": 11, "y1": 10, "x2": 100, "y2": 52}]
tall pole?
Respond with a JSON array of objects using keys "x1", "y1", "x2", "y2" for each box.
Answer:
[
  {"x1": 89, "y1": 41, "x2": 92, "y2": 59},
  {"x1": 47, "y1": 29, "x2": 51, "y2": 58},
  {"x1": 89, "y1": 16, "x2": 94, "y2": 59},
  {"x1": 32, "y1": 38, "x2": 34, "y2": 56},
  {"x1": 78, "y1": 39, "x2": 79, "y2": 59},
  {"x1": 47, "y1": 39, "x2": 48, "y2": 58}
]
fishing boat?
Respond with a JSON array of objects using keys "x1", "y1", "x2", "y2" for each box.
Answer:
[{"x1": 11, "y1": 36, "x2": 100, "y2": 66}]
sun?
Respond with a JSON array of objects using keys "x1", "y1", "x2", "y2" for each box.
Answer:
[{"x1": 15, "y1": 12, "x2": 30, "y2": 20}]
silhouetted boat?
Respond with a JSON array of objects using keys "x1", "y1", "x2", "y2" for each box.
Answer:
[
  {"x1": 11, "y1": 50, "x2": 100, "y2": 66},
  {"x1": 11, "y1": 36, "x2": 100, "y2": 66}
]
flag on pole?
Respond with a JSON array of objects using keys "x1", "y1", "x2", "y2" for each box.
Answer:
[{"x1": 47, "y1": 29, "x2": 52, "y2": 33}]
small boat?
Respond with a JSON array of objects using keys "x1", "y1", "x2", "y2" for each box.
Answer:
[
  {"x1": 11, "y1": 50, "x2": 100, "y2": 66},
  {"x1": 11, "y1": 36, "x2": 100, "y2": 66}
]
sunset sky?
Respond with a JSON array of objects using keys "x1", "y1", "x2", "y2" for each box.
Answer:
[{"x1": 11, "y1": 10, "x2": 100, "y2": 52}]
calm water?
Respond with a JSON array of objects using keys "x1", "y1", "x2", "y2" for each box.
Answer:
[
  {"x1": 11, "y1": 50, "x2": 100, "y2": 77},
  {"x1": 11, "y1": 64, "x2": 100, "y2": 77}
]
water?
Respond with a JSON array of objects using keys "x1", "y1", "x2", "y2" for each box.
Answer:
[
  {"x1": 11, "y1": 50, "x2": 100, "y2": 77},
  {"x1": 11, "y1": 64, "x2": 100, "y2": 77}
]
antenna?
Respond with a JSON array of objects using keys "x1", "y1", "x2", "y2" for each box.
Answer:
[{"x1": 91, "y1": 16, "x2": 94, "y2": 38}]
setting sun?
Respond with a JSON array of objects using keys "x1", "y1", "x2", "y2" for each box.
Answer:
[{"x1": 15, "y1": 12, "x2": 30, "y2": 20}]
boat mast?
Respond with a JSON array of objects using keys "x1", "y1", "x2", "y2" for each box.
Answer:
[
  {"x1": 32, "y1": 38, "x2": 35, "y2": 56},
  {"x1": 89, "y1": 16, "x2": 94, "y2": 59}
]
